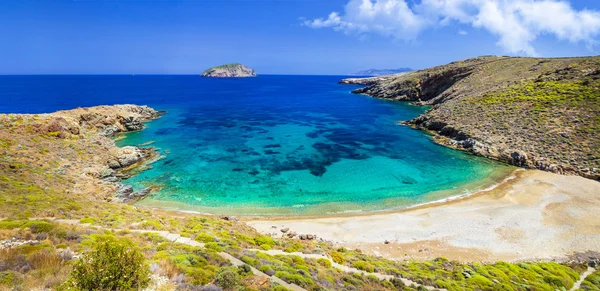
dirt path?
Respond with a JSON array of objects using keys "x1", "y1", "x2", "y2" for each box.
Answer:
[
  {"x1": 249, "y1": 249, "x2": 445, "y2": 291},
  {"x1": 48, "y1": 218, "x2": 442, "y2": 291},
  {"x1": 570, "y1": 267, "x2": 597, "y2": 291}
]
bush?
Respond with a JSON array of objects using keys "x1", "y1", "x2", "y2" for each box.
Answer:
[
  {"x1": 254, "y1": 235, "x2": 275, "y2": 248},
  {"x1": 352, "y1": 261, "x2": 374, "y2": 272},
  {"x1": 195, "y1": 232, "x2": 215, "y2": 243},
  {"x1": 317, "y1": 258, "x2": 332, "y2": 268},
  {"x1": 260, "y1": 265, "x2": 276, "y2": 276},
  {"x1": 24, "y1": 221, "x2": 55, "y2": 233},
  {"x1": 214, "y1": 267, "x2": 240, "y2": 291},
  {"x1": 330, "y1": 251, "x2": 345, "y2": 264},
  {"x1": 67, "y1": 237, "x2": 150, "y2": 290}
]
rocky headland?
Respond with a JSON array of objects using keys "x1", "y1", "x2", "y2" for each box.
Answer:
[
  {"x1": 0, "y1": 105, "x2": 163, "y2": 218},
  {"x1": 341, "y1": 56, "x2": 600, "y2": 180},
  {"x1": 201, "y1": 63, "x2": 257, "y2": 78}
]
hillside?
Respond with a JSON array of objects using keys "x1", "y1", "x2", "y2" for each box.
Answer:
[{"x1": 341, "y1": 56, "x2": 600, "y2": 180}]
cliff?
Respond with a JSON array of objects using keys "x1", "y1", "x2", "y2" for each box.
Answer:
[
  {"x1": 341, "y1": 56, "x2": 600, "y2": 180},
  {"x1": 201, "y1": 63, "x2": 257, "y2": 78}
]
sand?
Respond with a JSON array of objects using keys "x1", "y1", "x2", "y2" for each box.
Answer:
[{"x1": 246, "y1": 169, "x2": 600, "y2": 262}]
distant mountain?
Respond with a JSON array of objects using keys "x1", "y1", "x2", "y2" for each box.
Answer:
[{"x1": 350, "y1": 68, "x2": 412, "y2": 76}]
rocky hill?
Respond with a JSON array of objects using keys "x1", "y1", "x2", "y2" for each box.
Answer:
[
  {"x1": 201, "y1": 63, "x2": 257, "y2": 77},
  {"x1": 341, "y1": 56, "x2": 600, "y2": 180}
]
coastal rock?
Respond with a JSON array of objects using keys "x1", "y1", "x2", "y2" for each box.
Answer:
[
  {"x1": 201, "y1": 63, "x2": 257, "y2": 78},
  {"x1": 220, "y1": 215, "x2": 238, "y2": 221},
  {"x1": 115, "y1": 183, "x2": 151, "y2": 202},
  {"x1": 123, "y1": 116, "x2": 145, "y2": 131},
  {"x1": 116, "y1": 183, "x2": 134, "y2": 198},
  {"x1": 116, "y1": 146, "x2": 145, "y2": 168}
]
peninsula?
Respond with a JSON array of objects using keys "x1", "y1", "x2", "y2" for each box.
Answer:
[{"x1": 201, "y1": 63, "x2": 257, "y2": 78}]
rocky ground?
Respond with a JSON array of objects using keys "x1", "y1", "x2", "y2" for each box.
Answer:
[
  {"x1": 341, "y1": 56, "x2": 600, "y2": 180},
  {"x1": 0, "y1": 105, "x2": 162, "y2": 218}
]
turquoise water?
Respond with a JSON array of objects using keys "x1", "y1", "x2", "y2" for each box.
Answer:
[{"x1": 100, "y1": 75, "x2": 512, "y2": 216}]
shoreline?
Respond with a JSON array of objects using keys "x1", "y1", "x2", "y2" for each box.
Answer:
[
  {"x1": 247, "y1": 169, "x2": 600, "y2": 262},
  {"x1": 134, "y1": 166, "x2": 517, "y2": 219}
]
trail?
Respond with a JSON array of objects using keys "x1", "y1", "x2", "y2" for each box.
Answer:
[
  {"x1": 43, "y1": 219, "x2": 442, "y2": 291},
  {"x1": 570, "y1": 266, "x2": 596, "y2": 291}
]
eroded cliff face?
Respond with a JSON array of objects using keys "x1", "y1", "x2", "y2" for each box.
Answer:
[
  {"x1": 201, "y1": 63, "x2": 257, "y2": 78},
  {"x1": 341, "y1": 56, "x2": 600, "y2": 180}
]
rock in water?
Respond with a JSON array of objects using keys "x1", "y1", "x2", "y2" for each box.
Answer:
[{"x1": 201, "y1": 63, "x2": 257, "y2": 78}]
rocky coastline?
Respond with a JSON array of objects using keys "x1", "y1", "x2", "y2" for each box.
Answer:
[
  {"x1": 0, "y1": 105, "x2": 164, "y2": 210},
  {"x1": 341, "y1": 56, "x2": 600, "y2": 180}
]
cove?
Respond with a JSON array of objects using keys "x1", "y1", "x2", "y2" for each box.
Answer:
[
  {"x1": 108, "y1": 75, "x2": 513, "y2": 216},
  {"x1": 0, "y1": 75, "x2": 512, "y2": 216}
]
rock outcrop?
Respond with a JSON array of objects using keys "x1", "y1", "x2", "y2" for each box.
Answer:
[
  {"x1": 0, "y1": 104, "x2": 163, "y2": 210},
  {"x1": 341, "y1": 56, "x2": 600, "y2": 180},
  {"x1": 201, "y1": 63, "x2": 257, "y2": 78}
]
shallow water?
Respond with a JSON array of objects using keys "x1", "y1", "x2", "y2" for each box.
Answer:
[{"x1": 0, "y1": 75, "x2": 512, "y2": 216}]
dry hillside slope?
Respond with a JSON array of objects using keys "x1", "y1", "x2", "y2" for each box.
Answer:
[{"x1": 342, "y1": 56, "x2": 600, "y2": 180}]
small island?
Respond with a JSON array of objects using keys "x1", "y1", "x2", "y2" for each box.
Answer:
[{"x1": 201, "y1": 63, "x2": 257, "y2": 78}]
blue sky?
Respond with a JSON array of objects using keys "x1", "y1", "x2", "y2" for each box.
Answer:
[{"x1": 1, "y1": 0, "x2": 599, "y2": 75}]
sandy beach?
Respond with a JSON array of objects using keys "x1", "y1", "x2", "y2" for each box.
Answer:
[{"x1": 247, "y1": 169, "x2": 600, "y2": 262}]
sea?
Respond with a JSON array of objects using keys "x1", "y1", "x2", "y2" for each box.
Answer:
[{"x1": 0, "y1": 75, "x2": 512, "y2": 216}]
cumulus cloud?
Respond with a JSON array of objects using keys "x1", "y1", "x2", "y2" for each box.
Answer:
[{"x1": 304, "y1": 0, "x2": 600, "y2": 56}]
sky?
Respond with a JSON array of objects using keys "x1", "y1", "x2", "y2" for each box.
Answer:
[{"x1": 1, "y1": 0, "x2": 599, "y2": 75}]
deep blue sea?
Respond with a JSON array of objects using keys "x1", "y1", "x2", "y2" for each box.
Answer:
[{"x1": 0, "y1": 75, "x2": 511, "y2": 215}]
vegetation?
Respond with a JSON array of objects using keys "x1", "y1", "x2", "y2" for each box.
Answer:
[
  {"x1": 579, "y1": 270, "x2": 600, "y2": 290},
  {"x1": 64, "y1": 237, "x2": 150, "y2": 291}
]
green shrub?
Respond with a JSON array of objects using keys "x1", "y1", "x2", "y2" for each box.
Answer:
[
  {"x1": 24, "y1": 221, "x2": 55, "y2": 233},
  {"x1": 352, "y1": 261, "x2": 374, "y2": 272},
  {"x1": 79, "y1": 217, "x2": 96, "y2": 224},
  {"x1": 0, "y1": 271, "x2": 23, "y2": 288},
  {"x1": 275, "y1": 271, "x2": 314, "y2": 287},
  {"x1": 214, "y1": 267, "x2": 241, "y2": 291},
  {"x1": 330, "y1": 251, "x2": 345, "y2": 264},
  {"x1": 254, "y1": 235, "x2": 275, "y2": 248},
  {"x1": 67, "y1": 237, "x2": 150, "y2": 290},
  {"x1": 195, "y1": 232, "x2": 215, "y2": 243},
  {"x1": 205, "y1": 242, "x2": 224, "y2": 252},
  {"x1": 317, "y1": 258, "x2": 332, "y2": 268},
  {"x1": 0, "y1": 220, "x2": 27, "y2": 229}
]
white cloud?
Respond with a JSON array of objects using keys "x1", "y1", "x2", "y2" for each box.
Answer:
[
  {"x1": 458, "y1": 30, "x2": 468, "y2": 35},
  {"x1": 304, "y1": 0, "x2": 600, "y2": 56}
]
